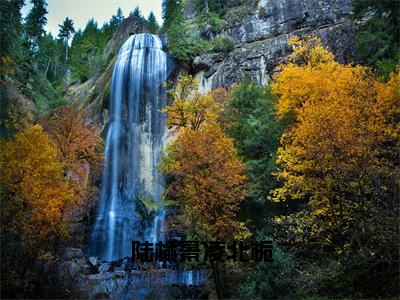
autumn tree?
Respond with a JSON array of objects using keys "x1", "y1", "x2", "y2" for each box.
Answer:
[
  {"x1": 42, "y1": 105, "x2": 103, "y2": 219},
  {"x1": 0, "y1": 124, "x2": 75, "y2": 296},
  {"x1": 162, "y1": 75, "x2": 222, "y2": 131},
  {"x1": 161, "y1": 123, "x2": 249, "y2": 241},
  {"x1": 161, "y1": 76, "x2": 250, "y2": 298},
  {"x1": 271, "y1": 35, "x2": 399, "y2": 296}
]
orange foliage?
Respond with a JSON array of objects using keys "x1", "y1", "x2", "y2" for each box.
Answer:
[
  {"x1": 272, "y1": 36, "x2": 400, "y2": 229},
  {"x1": 0, "y1": 124, "x2": 75, "y2": 243},
  {"x1": 161, "y1": 123, "x2": 250, "y2": 241},
  {"x1": 43, "y1": 105, "x2": 103, "y2": 187},
  {"x1": 161, "y1": 76, "x2": 249, "y2": 240}
]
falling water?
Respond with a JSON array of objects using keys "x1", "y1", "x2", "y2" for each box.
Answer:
[{"x1": 89, "y1": 33, "x2": 171, "y2": 261}]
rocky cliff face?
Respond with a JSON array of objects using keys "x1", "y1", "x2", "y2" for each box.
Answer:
[
  {"x1": 188, "y1": 0, "x2": 356, "y2": 92},
  {"x1": 69, "y1": 1, "x2": 357, "y2": 127}
]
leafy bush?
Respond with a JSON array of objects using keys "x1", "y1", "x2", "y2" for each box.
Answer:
[
  {"x1": 197, "y1": 12, "x2": 227, "y2": 33},
  {"x1": 236, "y1": 235, "x2": 292, "y2": 299},
  {"x1": 167, "y1": 20, "x2": 212, "y2": 61},
  {"x1": 211, "y1": 35, "x2": 235, "y2": 53}
]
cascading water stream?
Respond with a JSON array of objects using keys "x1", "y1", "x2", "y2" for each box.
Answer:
[{"x1": 89, "y1": 33, "x2": 171, "y2": 261}]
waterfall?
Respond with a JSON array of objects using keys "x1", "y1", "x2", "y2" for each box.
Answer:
[{"x1": 89, "y1": 33, "x2": 171, "y2": 261}]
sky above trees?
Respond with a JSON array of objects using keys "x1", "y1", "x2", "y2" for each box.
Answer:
[{"x1": 21, "y1": 0, "x2": 163, "y2": 36}]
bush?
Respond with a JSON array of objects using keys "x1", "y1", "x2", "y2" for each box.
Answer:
[
  {"x1": 211, "y1": 35, "x2": 235, "y2": 53},
  {"x1": 197, "y1": 12, "x2": 227, "y2": 33},
  {"x1": 167, "y1": 21, "x2": 212, "y2": 61}
]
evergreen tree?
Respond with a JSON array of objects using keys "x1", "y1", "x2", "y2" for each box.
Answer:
[
  {"x1": 0, "y1": 0, "x2": 24, "y2": 60},
  {"x1": 58, "y1": 17, "x2": 75, "y2": 61},
  {"x1": 147, "y1": 11, "x2": 159, "y2": 34},
  {"x1": 69, "y1": 19, "x2": 105, "y2": 82},
  {"x1": 352, "y1": 0, "x2": 400, "y2": 77},
  {"x1": 130, "y1": 5, "x2": 141, "y2": 18},
  {"x1": 24, "y1": 0, "x2": 48, "y2": 53},
  {"x1": 109, "y1": 7, "x2": 124, "y2": 32},
  {"x1": 162, "y1": 0, "x2": 182, "y2": 30}
]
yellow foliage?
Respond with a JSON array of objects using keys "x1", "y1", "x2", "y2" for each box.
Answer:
[
  {"x1": 272, "y1": 35, "x2": 400, "y2": 227},
  {"x1": 162, "y1": 75, "x2": 222, "y2": 131},
  {"x1": 287, "y1": 35, "x2": 335, "y2": 67},
  {"x1": 0, "y1": 124, "x2": 75, "y2": 244}
]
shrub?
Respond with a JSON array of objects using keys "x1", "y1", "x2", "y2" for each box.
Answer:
[{"x1": 211, "y1": 36, "x2": 235, "y2": 53}]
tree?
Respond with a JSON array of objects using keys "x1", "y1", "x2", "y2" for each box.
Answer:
[
  {"x1": 109, "y1": 7, "x2": 124, "y2": 32},
  {"x1": 161, "y1": 123, "x2": 249, "y2": 241},
  {"x1": 161, "y1": 76, "x2": 250, "y2": 298},
  {"x1": 0, "y1": 124, "x2": 75, "y2": 242},
  {"x1": 271, "y1": 35, "x2": 400, "y2": 296},
  {"x1": 162, "y1": 0, "x2": 182, "y2": 30},
  {"x1": 130, "y1": 5, "x2": 142, "y2": 19},
  {"x1": 69, "y1": 19, "x2": 104, "y2": 82},
  {"x1": 0, "y1": 125, "x2": 75, "y2": 297},
  {"x1": 0, "y1": 0, "x2": 24, "y2": 60},
  {"x1": 225, "y1": 83, "x2": 282, "y2": 228},
  {"x1": 58, "y1": 17, "x2": 75, "y2": 61},
  {"x1": 352, "y1": 0, "x2": 400, "y2": 77},
  {"x1": 147, "y1": 11, "x2": 159, "y2": 34},
  {"x1": 0, "y1": 124, "x2": 75, "y2": 296},
  {"x1": 43, "y1": 105, "x2": 103, "y2": 184},
  {"x1": 162, "y1": 75, "x2": 222, "y2": 131},
  {"x1": 42, "y1": 105, "x2": 103, "y2": 221},
  {"x1": 24, "y1": 0, "x2": 48, "y2": 53}
]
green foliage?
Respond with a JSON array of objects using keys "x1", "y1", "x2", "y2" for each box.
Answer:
[
  {"x1": 0, "y1": 0, "x2": 24, "y2": 59},
  {"x1": 164, "y1": 3, "x2": 211, "y2": 61},
  {"x1": 211, "y1": 35, "x2": 235, "y2": 53},
  {"x1": 138, "y1": 195, "x2": 162, "y2": 213},
  {"x1": 58, "y1": 17, "x2": 75, "y2": 61},
  {"x1": 352, "y1": 0, "x2": 400, "y2": 76},
  {"x1": 69, "y1": 19, "x2": 108, "y2": 82},
  {"x1": 236, "y1": 233, "x2": 292, "y2": 299},
  {"x1": 146, "y1": 11, "x2": 159, "y2": 34},
  {"x1": 24, "y1": 0, "x2": 48, "y2": 52},
  {"x1": 196, "y1": 11, "x2": 227, "y2": 33},
  {"x1": 58, "y1": 17, "x2": 75, "y2": 41},
  {"x1": 102, "y1": 80, "x2": 111, "y2": 109},
  {"x1": 226, "y1": 83, "x2": 282, "y2": 206},
  {"x1": 162, "y1": 0, "x2": 182, "y2": 30}
]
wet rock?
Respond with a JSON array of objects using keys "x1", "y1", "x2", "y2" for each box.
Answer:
[
  {"x1": 98, "y1": 262, "x2": 110, "y2": 273},
  {"x1": 88, "y1": 256, "x2": 100, "y2": 268},
  {"x1": 63, "y1": 248, "x2": 83, "y2": 260}
]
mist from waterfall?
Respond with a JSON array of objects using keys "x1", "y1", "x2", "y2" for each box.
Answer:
[{"x1": 89, "y1": 33, "x2": 171, "y2": 261}]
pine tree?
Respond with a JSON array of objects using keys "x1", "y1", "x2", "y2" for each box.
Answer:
[
  {"x1": 58, "y1": 17, "x2": 75, "y2": 61},
  {"x1": 162, "y1": 0, "x2": 182, "y2": 30},
  {"x1": 24, "y1": 0, "x2": 48, "y2": 53},
  {"x1": 109, "y1": 7, "x2": 124, "y2": 33},
  {"x1": 0, "y1": 0, "x2": 24, "y2": 59},
  {"x1": 130, "y1": 5, "x2": 141, "y2": 18},
  {"x1": 147, "y1": 12, "x2": 159, "y2": 34}
]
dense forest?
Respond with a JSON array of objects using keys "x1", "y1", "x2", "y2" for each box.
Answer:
[{"x1": 0, "y1": 0, "x2": 399, "y2": 298}]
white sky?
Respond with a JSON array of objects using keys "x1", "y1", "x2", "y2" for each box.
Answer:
[{"x1": 21, "y1": 0, "x2": 163, "y2": 36}]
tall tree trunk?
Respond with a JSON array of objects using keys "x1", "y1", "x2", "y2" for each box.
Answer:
[
  {"x1": 65, "y1": 40, "x2": 68, "y2": 62},
  {"x1": 44, "y1": 57, "x2": 51, "y2": 77},
  {"x1": 211, "y1": 261, "x2": 223, "y2": 299}
]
